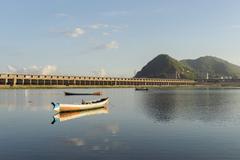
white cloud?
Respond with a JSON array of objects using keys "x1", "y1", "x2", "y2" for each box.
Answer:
[
  {"x1": 89, "y1": 24, "x2": 109, "y2": 29},
  {"x1": 94, "y1": 41, "x2": 119, "y2": 50},
  {"x1": 42, "y1": 65, "x2": 57, "y2": 75},
  {"x1": 105, "y1": 41, "x2": 119, "y2": 49},
  {"x1": 91, "y1": 68, "x2": 108, "y2": 77},
  {"x1": 7, "y1": 65, "x2": 17, "y2": 72},
  {"x1": 88, "y1": 24, "x2": 128, "y2": 33},
  {"x1": 7, "y1": 65, "x2": 58, "y2": 75},
  {"x1": 51, "y1": 23, "x2": 127, "y2": 39},
  {"x1": 65, "y1": 27, "x2": 85, "y2": 38},
  {"x1": 100, "y1": 69, "x2": 107, "y2": 76}
]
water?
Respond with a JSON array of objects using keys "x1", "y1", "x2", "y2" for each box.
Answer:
[{"x1": 1, "y1": 88, "x2": 240, "y2": 160}]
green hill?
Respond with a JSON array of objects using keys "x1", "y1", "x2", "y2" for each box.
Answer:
[
  {"x1": 135, "y1": 54, "x2": 196, "y2": 79},
  {"x1": 181, "y1": 56, "x2": 240, "y2": 79}
]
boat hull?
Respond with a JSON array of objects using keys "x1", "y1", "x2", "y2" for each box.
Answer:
[
  {"x1": 53, "y1": 107, "x2": 109, "y2": 123},
  {"x1": 135, "y1": 88, "x2": 148, "y2": 91},
  {"x1": 52, "y1": 98, "x2": 109, "y2": 113},
  {"x1": 64, "y1": 91, "x2": 102, "y2": 96}
]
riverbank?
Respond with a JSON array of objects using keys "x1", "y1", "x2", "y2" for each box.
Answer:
[
  {"x1": 0, "y1": 85, "x2": 190, "y2": 89},
  {"x1": 1, "y1": 84, "x2": 240, "y2": 89}
]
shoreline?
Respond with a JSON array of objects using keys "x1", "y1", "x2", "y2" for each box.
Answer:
[{"x1": 1, "y1": 84, "x2": 240, "y2": 89}]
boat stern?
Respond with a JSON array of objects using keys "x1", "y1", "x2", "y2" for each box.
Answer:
[{"x1": 51, "y1": 102, "x2": 60, "y2": 112}]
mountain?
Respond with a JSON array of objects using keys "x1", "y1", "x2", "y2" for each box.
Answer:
[
  {"x1": 181, "y1": 56, "x2": 240, "y2": 79},
  {"x1": 135, "y1": 54, "x2": 196, "y2": 79}
]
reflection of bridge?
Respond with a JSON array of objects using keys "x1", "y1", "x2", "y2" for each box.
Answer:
[{"x1": 0, "y1": 73, "x2": 196, "y2": 88}]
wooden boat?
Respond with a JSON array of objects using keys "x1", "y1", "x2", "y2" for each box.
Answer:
[
  {"x1": 51, "y1": 97, "x2": 109, "y2": 113},
  {"x1": 51, "y1": 107, "x2": 109, "y2": 124},
  {"x1": 135, "y1": 88, "x2": 148, "y2": 91},
  {"x1": 64, "y1": 91, "x2": 102, "y2": 96}
]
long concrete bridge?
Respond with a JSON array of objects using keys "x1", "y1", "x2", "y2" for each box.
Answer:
[{"x1": 0, "y1": 73, "x2": 196, "y2": 88}]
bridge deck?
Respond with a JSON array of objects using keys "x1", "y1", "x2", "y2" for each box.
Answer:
[{"x1": 0, "y1": 73, "x2": 196, "y2": 88}]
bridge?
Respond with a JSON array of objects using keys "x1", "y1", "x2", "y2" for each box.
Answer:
[{"x1": 0, "y1": 73, "x2": 196, "y2": 88}]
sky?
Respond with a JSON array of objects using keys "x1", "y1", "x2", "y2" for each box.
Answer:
[{"x1": 1, "y1": 0, "x2": 240, "y2": 77}]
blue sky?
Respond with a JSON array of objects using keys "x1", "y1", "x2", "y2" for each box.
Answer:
[{"x1": 1, "y1": 0, "x2": 240, "y2": 76}]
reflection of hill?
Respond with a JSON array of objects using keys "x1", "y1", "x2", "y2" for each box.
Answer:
[
  {"x1": 141, "y1": 93, "x2": 177, "y2": 122},
  {"x1": 141, "y1": 89, "x2": 238, "y2": 123},
  {"x1": 52, "y1": 107, "x2": 109, "y2": 123}
]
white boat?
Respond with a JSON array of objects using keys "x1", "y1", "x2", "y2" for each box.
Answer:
[
  {"x1": 52, "y1": 107, "x2": 109, "y2": 123},
  {"x1": 51, "y1": 97, "x2": 109, "y2": 113}
]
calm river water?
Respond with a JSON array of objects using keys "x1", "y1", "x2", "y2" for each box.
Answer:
[{"x1": 1, "y1": 88, "x2": 240, "y2": 160}]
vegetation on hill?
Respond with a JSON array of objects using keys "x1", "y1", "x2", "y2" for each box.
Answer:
[
  {"x1": 181, "y1": 56, "x2": 240, "y2": 79},
  {"x1": 135, "y1": 54, "x2": 196, "y2": 79},
  {"x1": 135, "y1": 54, "x2": 240, "y2": 80}
]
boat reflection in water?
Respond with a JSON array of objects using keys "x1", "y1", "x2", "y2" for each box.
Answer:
[{"x1": 51, "y1": 106, "x2": 109, "y2": 124}]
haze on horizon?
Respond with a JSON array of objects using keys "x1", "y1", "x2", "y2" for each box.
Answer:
[{"x1": 1, "y1": 0, "x2": 240, "y2": 77}]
